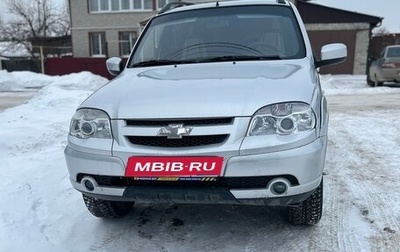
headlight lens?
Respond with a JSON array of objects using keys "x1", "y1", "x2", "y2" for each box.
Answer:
[
  {"x1": 69, "y1": 109, "x2": 112, "y2": 139},
  {"x1": 248, "y1": 102, "x2": 316, "y2": 136}
]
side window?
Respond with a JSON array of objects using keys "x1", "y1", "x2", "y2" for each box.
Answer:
[
  {"x1": 89, "y1": 32, "x2": 107, "y2": 57},
  {"x1": 119, "y1": 31, "x2": 138, "y2": 57},
  {"x1": 133, "y1": 25, "x2": 165, "y2": 62}
]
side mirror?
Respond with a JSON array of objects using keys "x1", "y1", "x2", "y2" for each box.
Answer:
[
  {"x1": 315, "y1": 43, "x2": 347, "y2": 68},
  {"x1": 106, "y1": 57, "x2": 123, "y2": 76}
]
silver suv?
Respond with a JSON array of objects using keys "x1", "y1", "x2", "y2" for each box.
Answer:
[{"x1": 64, "y1": 0, "x2": 346, "y2": 225}]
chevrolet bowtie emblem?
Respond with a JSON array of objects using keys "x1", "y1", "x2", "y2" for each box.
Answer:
[{"x1": 158, "y1": 124, "x2": 193, "y2": 139}]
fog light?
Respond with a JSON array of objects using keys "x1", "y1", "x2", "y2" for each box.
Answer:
[
  {"x1": 272, "y1": 181, "x2": 287, "y2": 194},
  {"x1": 84, "y1": 180, "x2": 95, "y2": 191}
]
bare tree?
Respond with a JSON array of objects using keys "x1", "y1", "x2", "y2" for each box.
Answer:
[
  {"x1": 373, "y1": 26, "x2": 391, "y2": 36},
  {"x1": 0, "y1": 0, "x2": 70, "y2": 56}
]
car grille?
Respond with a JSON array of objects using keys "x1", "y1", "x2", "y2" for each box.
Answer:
[
  {"x1": 124, "y1": 117, "x2": 233, "y2": 148},
  {"x1": 127, "y1": 134, "x2": 228, "y2": 147},
  {"x1": 77, "y1": 174, "x2": 299, "y2": 189}
]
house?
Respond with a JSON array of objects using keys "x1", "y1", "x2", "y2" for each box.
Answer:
[
  {"x1": 68, "y1": 0, "x2": 381, "y2": 74},
  {"x1": 297, "y1": 1, "x2": 382, "y2": 74},
  {"x1": 68, "y1": 0, "x2": 170, "y2": 58}
]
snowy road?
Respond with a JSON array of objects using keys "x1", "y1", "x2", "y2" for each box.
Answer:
[
  {"x1": 0, "y1": 91, "x2": 36, "y2": 111},
  {"x1": 327, "y1": 92, "x2": 400, "y2": 112},
  {"x1": 1, "y1": 72, "x2": 400, "y2": 251}
]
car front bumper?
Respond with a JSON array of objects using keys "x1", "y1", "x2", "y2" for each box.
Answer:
[{"x1": 65, "y1": 136, "x2": 326, "y2": 206}]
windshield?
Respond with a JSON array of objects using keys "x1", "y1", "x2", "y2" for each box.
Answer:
[{"x1": 129, "y1": 5, "x2": 305, "y2": 67}]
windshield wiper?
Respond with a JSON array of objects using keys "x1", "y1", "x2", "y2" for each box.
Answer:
[
  {"x1": 131, "y1": 59, "x2": 194, "y2": 67},
  {"x1": 200, "y1": 55, "x2": 283, "y2": 63},
  {"x1": 130, "y1": 55, "x2": 282, "y2": 67}
]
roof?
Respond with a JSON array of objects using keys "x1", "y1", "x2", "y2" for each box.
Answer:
[{"x1": 296, "y1": 1, "x2": 382, "y2": 25}]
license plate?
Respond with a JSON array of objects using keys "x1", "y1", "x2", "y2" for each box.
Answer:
[{"x1": 125, "y1": 156, "x2": 224, "y2": 177}]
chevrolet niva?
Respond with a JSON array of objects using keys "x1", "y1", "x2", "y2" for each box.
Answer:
[{"x1": 65, "y1": 0, "x2": 346, "y2": 225}]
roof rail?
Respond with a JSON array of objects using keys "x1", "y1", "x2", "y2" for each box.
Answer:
[
  {"x1": 158, "y1": 2, "x2": 194, "y2": 14},
  {"x1": 276, "y1": 0, "x2": 286, "y2": 3}
]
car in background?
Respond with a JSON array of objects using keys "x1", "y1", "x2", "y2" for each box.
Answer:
[{"x1": 368, "y1": 45, "x2": 400, "y2": 87}]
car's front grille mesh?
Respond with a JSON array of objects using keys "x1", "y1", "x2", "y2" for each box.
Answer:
[
  {"x1": 124, "y1": 118, "x2": 233, "y2": 148},
  {"x1": 127, "y1": 135, "x2": 228, "y2": 147},
  {"x1": 77, "y1": 174, "x2": 300, "y2": 189}
]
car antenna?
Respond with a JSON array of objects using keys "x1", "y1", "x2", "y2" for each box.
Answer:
[{"x1": 216, "y1": 1, "x2": 219, "y2": 7}]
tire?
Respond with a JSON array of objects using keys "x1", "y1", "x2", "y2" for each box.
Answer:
[
  {"x1": 366, "y1": 75, "x2": 374, "y2": 87},
  {"x1": 82, "y1": 194, "x2": 134, "y2": 218},
  {"x1": 288, "y1": 179, "x2": 323, "y2": 225}
]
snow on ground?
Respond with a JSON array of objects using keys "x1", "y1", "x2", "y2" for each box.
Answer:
[
  {"x1": 0, "y1": 71, "x2": 400, "y2": 251},
  {"x1": 320, "y1": 74, "x2": 400, "y2": 95}
]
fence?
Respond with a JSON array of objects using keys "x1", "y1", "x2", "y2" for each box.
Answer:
[
  {"x1": 1, "y1": 58, "x2": 41, "y2": 73},
  {"x1": 45, "y1": 57, "x2": 115, "y2": 79}
]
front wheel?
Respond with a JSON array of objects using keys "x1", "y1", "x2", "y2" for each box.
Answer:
[
  {"x1": 367, "y1": 75, "x2": 374, "y2": 86},
  {"x1": 288, "y1": 178, "x2": 323, "y2": 225},
  {"x1": 82, "y1": 194, "x2": 134, "y2": 218}
]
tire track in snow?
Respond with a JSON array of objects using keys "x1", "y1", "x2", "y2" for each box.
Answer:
[
  {"x1": 357, "y1": 182, "x2": 400, "y2": 251},
  {"x1": 329, "y1": 110, "x2": 400, "y2": 251},
  {"x1": 318, "y1": 122, "x2": 363, "y2": 252}
]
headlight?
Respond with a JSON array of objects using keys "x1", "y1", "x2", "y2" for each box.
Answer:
[
  {"x1": 248, "y1": 102, "x2": 316, "y2": 136},
  {"x1": 69, "y1": 109, "x2": 112, "y2": 139}
]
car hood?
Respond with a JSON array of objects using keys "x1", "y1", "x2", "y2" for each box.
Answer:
[{"x1": 81, "y1": 60, "x2": 318, "y2": 119}]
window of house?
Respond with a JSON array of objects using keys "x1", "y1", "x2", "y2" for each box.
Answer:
[
  {"x1": 121, "y1": 0, "x2": 130, "y2": 10},
  {"x1": 90, "y1": 0, "x2": 99, "y2": 11},
  {"x1": 90, "y1": 0, "x2": 152, "y2": 12},
  {"x1": 133, "y1": 0, "x2": 152, "y2": 10},
  {"x1": 90, "y1": 32, "x2": 106, "y2": 56},
  {"x1": 111, "y1": 0, "x2": 120, "y2": 11},
  {"x1": 100, "y1": 0, "x2": 109, "y2": 10},
  {"x1": 119, "y1": 31, "x2": 138, "y2": 56}
]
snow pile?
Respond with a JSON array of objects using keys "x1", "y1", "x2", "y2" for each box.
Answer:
[
  {"x1": 0, "y1": 70, "x2": 107, "y2": 92},
  {"x1": 0, "y1": 71, "x2": 108, "y2": 155},
  {"x1": 0, "y1": 70, "x2": 54, "y2": 92}
]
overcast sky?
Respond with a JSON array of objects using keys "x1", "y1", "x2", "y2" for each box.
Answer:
[
  {"x1": 0, "y1": 0, "x2": 399, "y2": 33},
  {"x1": 312, "y1": 0, "x2": 400, "y2": 33}
]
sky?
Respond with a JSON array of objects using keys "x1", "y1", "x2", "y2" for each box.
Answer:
[
  {"x1": 1, "y1": 70, "x2": 400, "y2": 250},
  {"x1": 0, "y1": 0, "x2": 399, "y2": 33},
  {"x1": 316, "y1": 0, "x2": 400, "y2": 33}
]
